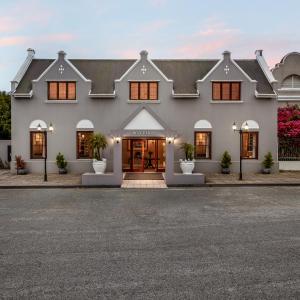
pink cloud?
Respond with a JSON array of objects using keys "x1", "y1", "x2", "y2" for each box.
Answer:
[
  {"x1": 0, "y1": 17, "x2": 20, "y2": 33},
  {"x1": 0, "y1": 36, "x2": 29, "y2": 47}
]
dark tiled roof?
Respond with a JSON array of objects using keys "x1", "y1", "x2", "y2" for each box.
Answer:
[
  {"x1": 15, "y1": 57, "x2": 274, "y2": 95},
  {"x1": 15, "y1": 59, "x2": 54, "y2": 93},
  {"x1": 70, "y1": 59, "x2": 135, "y2": 94},
  {"x1": 235, "y1": 60, "x2": 275, "y2": 94},
  {"x1": 152, "y1": 60, "x2": 218, "y2": 94}
]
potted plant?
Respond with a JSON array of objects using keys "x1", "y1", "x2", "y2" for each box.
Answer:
[
  {"x1": 221, "y1": 151, "x2": 232, "y2": 174},
  {"x1": 15, "y1": 155, "x2": 28, "y2": 175},
  {"x1": 179, "y1": 142, "x2": 195, "y2": 174},
  {"x1": 88, "y1": 132, "x2": 108, "y2": 174},
  {"x1": 56, "y1": 152, "x2": 68, "y2": 174},
  {"x1": 262, "y1": 152, "x2": 274, "y2": 174}
]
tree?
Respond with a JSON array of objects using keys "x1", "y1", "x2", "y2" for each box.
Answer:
[
  {"x1": 278, "y1": 105, "x2": 300, "y2": 140},
  {"x1": 0, "y1": 91, "x2": 11, "y2": 139}
]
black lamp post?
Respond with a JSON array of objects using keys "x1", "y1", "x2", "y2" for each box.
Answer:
[
  {"x1": 37, "y1": 122, "x2": 54, "y2": 182},
  {"x1": 232, "y1": 121, "x2": 248, "y2": 181}
]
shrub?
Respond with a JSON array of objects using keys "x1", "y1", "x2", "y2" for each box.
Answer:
[
  {"x1": 88, "y1": 132, "x2": 108, "y2": 160},
  {"x1": 221, "y1": 151, "x2": 232, "y2": 169},
  {"x1": 262, "y1": 152, "x2": 274, "y2": 169},
  {"x1": 15, "y1": 155, "x2": 26, "y2": 170},
  {"x1": 56, "y1": 152, "x2": 67, "y2": 169},
  {"x1": 181, "y1": 143, "x2": 194, "y2": 160}
]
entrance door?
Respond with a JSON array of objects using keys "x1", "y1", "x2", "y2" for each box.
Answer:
[
  {"x1": 132, "y1": 139, "x2": 145, "y2": 172},
  {"x1": 122, "y1": 138, "x2": 165, "y2": 172}
]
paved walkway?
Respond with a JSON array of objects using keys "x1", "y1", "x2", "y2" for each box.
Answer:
[
  {"x1": 1, "y1": 169, "x2": 300, "y2": 187},
  {"x1": 206, "y1": 171, "x2": 300, "y2": 184}
]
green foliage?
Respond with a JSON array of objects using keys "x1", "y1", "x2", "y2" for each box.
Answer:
[
  {"x1": 56, "y1": 152, "x2": 67, "y2": 169},
  {"x1": 181, "y1": 142, "x2": 194, "y2": 160},
  {"x1": 221, "y1": 151, "x2": 232, "y2": 168},
  {"x1": 262, "y1": 152, "x2": 274, "y2": 169},
  {"x1": 0, "y1": 91, "x2": 11, "y2": 139},
  {"x1": 88, "y1": 132, "x2": 108, "y2": 160}
]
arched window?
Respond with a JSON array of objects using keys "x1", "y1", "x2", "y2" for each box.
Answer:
[
  {"x1": 76, "y1": 120, "x2": 94, "y2": 159},
  {"x1": 29, "y1": 120, "x2": 47, "y2": 159},
  {"x1": 194, "y1": 120, "x2": 212, "y2": 159},
  {"x1": 241, "y1": 120, "x2": 259, "y2": 159},
  {"x1": 282, "y1": 75, "x2": 300, "y2": 89}
]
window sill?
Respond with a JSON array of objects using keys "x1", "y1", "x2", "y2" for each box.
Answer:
[
  {"x1": 45, "y1": 100, "x2": 78, "y2": 104},
  {"x1": 76, "y1": 158, "x2": 93, "y2": 161},
  {"x1": 127, "y1": 100, "x2": 160, "y2": 104},
  {"x1": 210, "y1": 100, "x2": 243, "y2": 104}
]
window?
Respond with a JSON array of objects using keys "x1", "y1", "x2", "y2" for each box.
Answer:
[
  {"x1": 77, "y1": 131, "x2": 93, "y2": 159},
  {"x1": 242, "y1": 132, "x2": 258, "y2": 159},
  {"x1": 129, "y1": 82, "x2": 158, "y2": 100},
  {"x1": 48, "y1": 82, "x2": 76, "y2": 100},
  {"x1": 30, "y1": 132, "x2": 45, "y2": 159},
  {"x1": 282, "y1": 75, "x2": 300, "y2": 89},
  {"x1": 194, "y1": 132, "x2": 211, "y2": 159},
  {"x1": 212, "y1": 82, "x2": 241, "y2": 100}
]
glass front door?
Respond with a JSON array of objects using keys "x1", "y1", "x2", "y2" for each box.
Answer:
[{"x1": 122, "y1": 138, "x2": 165, "y2": 172}]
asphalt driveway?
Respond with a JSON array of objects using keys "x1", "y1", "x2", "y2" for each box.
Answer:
[{"x1": 0, "y1": 187, "x2": 299, "y2": 299}]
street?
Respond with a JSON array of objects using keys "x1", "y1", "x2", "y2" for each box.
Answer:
[{"x1": 0, "y1": 187, "x2": 299, "y2": 299}]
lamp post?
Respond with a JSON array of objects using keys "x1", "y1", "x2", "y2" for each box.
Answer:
[
  {"x1": 232, "y1": 121, "x2": 248, "y2": 180},
  {"x1": 37, "y1": 122, "x2": 54, "y2": 181}
]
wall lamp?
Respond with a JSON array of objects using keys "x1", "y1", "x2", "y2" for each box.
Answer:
[
  {"x1": 115, "y1": 137, "x2": 121, "y2": 144},
  {"x1": 166, "y1": 137, "x2": 174, "y2": 144}
]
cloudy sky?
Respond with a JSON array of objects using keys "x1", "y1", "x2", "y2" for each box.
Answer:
[{"x1": 0, "y1": 0, "x2": 299, "y2": 91}]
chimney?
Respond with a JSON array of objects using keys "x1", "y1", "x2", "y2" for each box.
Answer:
[
  {"x1": 140, "y1": 50, "x2": 148, "y2": 59},
  {"x1": 58, "y1": 50, "x2": 66, "y2": 60},
  {"x1": 223, "y1": 50, "x2": 231, "y2": 60},
  {"x1": 27, "y1": 48, "x2": 35, "y2": 57},
  {"x1": 255, "y1": 49, "x2": 263, "y2": 57}
]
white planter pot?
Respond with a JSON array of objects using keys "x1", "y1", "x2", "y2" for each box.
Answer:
[
  {"x1": 180, "y1": 160, "x2": 195, "y2": 174},
  {"x1": 92, "y1": 158, "x2": 107, "y2": 174}
]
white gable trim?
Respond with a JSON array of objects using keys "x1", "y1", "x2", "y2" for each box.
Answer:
[
  {"x1": 124, "y1": 108, "x2": 164, "y2": 130},
  {"x1": 13, "y1": 90, "x2": 33, "y2": 98},
  {"x1": 197, "y1": 59, "x2": 223, "y2": 82},
  {"x1": 255, "y1": 90, "x2": 277, "y2": 99},
  {"x1": 115, "y1": 57, "x2": 173, "y2": 83},
  {"x1": 33, "y1": 58, "x2": 91, "y2": 82}
]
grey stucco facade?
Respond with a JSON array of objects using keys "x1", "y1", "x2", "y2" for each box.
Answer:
[{"x1": 11, "y1": 48, "x2": 279, "y2": 184}]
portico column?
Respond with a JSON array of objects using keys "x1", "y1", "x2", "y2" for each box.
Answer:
[
  {"x1": 113, "y1": 139, "x2": 122, "y2": 183},
  {"x1": 165, "y1": 141, "x2": 174, "y2": 184}
]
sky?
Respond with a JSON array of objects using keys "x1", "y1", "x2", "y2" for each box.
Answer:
[{"x1": 0, "y1": 0, "x2": 299, "y2": 91}]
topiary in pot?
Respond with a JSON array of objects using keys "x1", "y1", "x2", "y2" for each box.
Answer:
[
  {"x1": 88, "y1": 132, "x2": 108, "y2": 174},
  {"x1": 56, "y1": 152, "x2": 68, "y2": 174},
  {"x1": 179, "y1": 142, "x2": 195, "y2": 174},
  {"x1": 262, "y1": 152, "x2": 274, "y2": 174},
  {"x1": 221, "y1": 151, "x2": 232, "y2": 174}
]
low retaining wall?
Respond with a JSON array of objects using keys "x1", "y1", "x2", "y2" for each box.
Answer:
[
  {"x1": 279, "y1": 161, "x2": 300, "y2": 171},
  {"x1": 81, "y1": 172, "x2": 122, "y2": 187}
]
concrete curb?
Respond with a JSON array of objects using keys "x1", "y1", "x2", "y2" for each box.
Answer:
[{"x1": 0, "y1": 183, "x2": 300, "y2": 189}]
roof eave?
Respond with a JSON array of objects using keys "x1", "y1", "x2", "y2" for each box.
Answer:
[{"x1": 255, "y1": 90, "x2": 277, "y2": 99}]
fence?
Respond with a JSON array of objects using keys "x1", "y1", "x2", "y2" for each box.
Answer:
[{"x1": 279, "y1": 139, "x2": 300, "y2": 161}]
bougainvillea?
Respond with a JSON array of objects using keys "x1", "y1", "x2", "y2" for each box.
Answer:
[{"x1": 278, "y1": 105, "x2": 300, "y2": 139}]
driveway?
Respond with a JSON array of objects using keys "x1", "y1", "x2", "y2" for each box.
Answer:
[{"x1": 0, "y1": 187, "x2": 299, "y2": 299}]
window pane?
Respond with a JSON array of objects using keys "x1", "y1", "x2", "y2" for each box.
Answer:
[
  {"x1": 31, "y1": 132, "x2": 44, "y2": 159},
  {"x1": 58, "y1": 82, "x2": 67, "y2": 100},
  {"x1": 149, "y1": 82, "x2": 158, "y2": 100},
  {"x1": 212, "y1": 83, "x2": 221, "y2": 100},
  {"x1": 221, "y1": 83, "x2": 230, "y2": 100},
  {"x1": 139, "y1": 82, "x2": 148, "y2": 100},
  {"x1": 68, "y1": 82, "x2": 76, "y2": 100},
  {"x1": 242, "y1": 132, "x2": 258, "y2": 159},
  {"x1": 195, "y1": 132, "x2": 211, "y2": 159},
  {"x1": 48, "y1": 82, "x2": 57, "y2": 100},
  {"x1": 77, "y1": 131, "x2": 93, "y2": 158},
  {"x1": 231, "y1": 83, "x2": 240, "y2": 100},
  {"x1": 130, "y1": 82, "x2": 139, "y2": 100}
]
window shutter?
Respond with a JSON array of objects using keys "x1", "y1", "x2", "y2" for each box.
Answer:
[{"x1": 212, "y1": 83, "x2": 221, "y2": 100}]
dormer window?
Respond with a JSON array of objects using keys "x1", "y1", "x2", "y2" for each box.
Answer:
[
  {"x1": 282, "y1": 75, "x2": 300, "y2": 89},
  {"x1": 48, "y1": 81, "x2": 76, "y2": 100},
  {"x1": 212, "y1": 82, "x2": 241, "y2": 101},
  {"x1": 129, "y1": 82, "x2": 158, "y2": 100}
]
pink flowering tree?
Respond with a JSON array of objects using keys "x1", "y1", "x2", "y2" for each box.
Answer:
[{"x1": 278, "y1": 105, "x2": 300, "y2": 141}]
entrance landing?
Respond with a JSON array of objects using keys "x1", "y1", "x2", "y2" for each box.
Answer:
[{"x1": 124, "y1": 172, "x2": 164, "y2": 180}]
